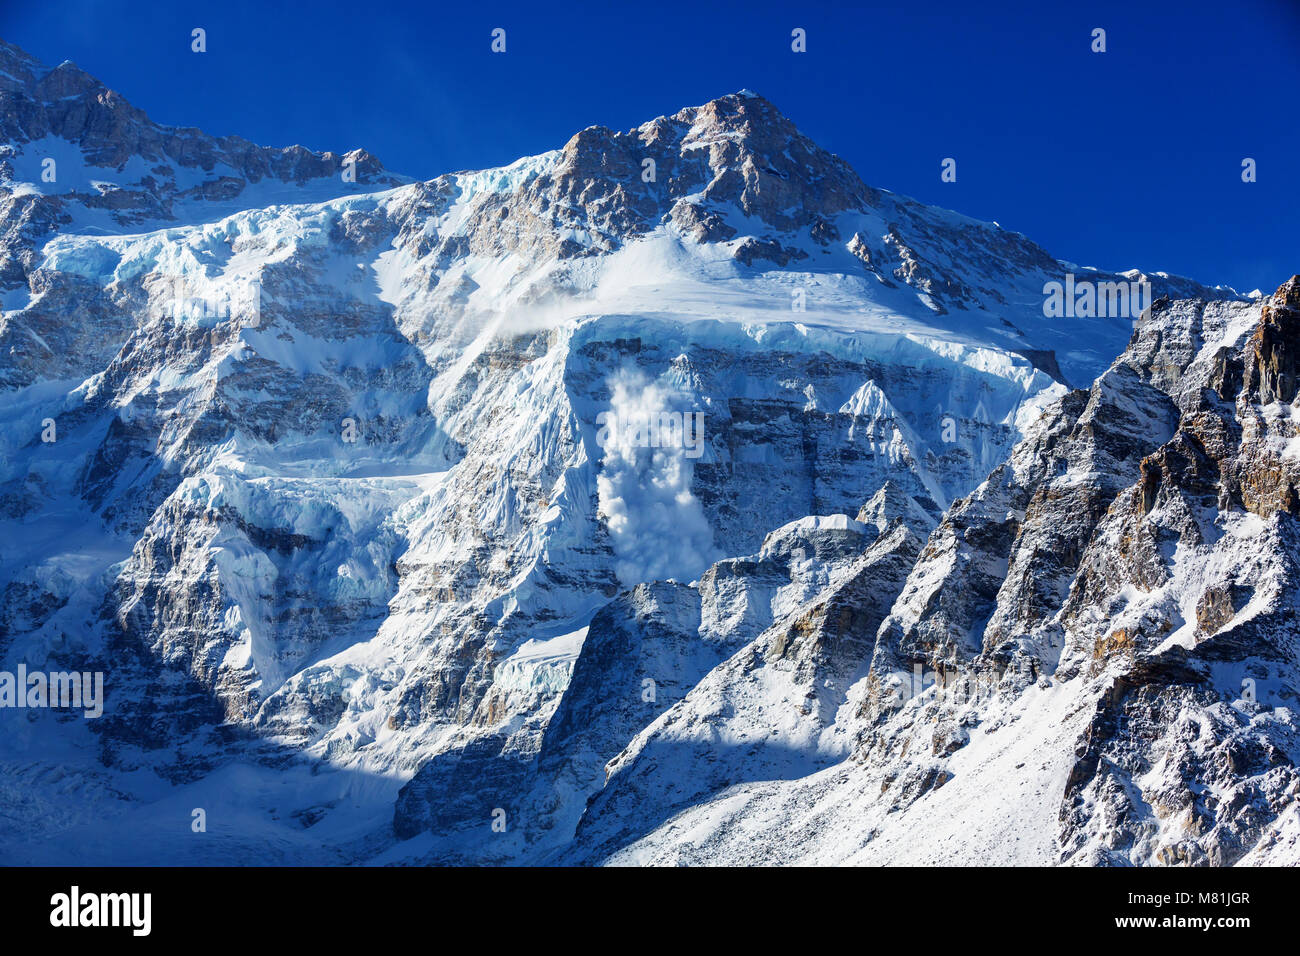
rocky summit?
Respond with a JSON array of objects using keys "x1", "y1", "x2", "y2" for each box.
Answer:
[{"x1": 0, "y1": 37, "x2": 1291, "y2": 865}]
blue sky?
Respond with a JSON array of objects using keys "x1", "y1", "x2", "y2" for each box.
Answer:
[{"x1": 3, "y1": 0, "x2": 1296, "y2": 292}]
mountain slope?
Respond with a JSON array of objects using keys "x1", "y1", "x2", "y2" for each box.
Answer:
[
  {"x1": 0, "y1": 38, "x2": 1281, "y2": 867},
  {"x1": 561, "y1": 281, "x2": 1300, "y2": 866}
]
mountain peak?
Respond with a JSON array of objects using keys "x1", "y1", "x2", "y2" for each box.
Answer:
[
  {"x1": 540, "y1": 88, "x2": 874, "y2": 257},
  {"x1": 0, "y1": 37, "x2": 47, "y2": 91},
  {"x1": 37, "y1": 58, "x2": 103, "y2": 99},
  {"x1": 0, "y1": 39, "x2": 404, "y2": 231}
]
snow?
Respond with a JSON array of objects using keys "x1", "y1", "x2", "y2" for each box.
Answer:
[
  {"x1": 596, "y1": 367, "x2": 718, "y2": 586},
  {"x1": 602, "y1": 678, "x2": 1090, "y2": 866},
  {"x1": 494, "y1": 627, "x2": 590, "y2": 697}
]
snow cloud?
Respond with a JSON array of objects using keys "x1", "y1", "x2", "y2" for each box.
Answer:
[{"x1": 596, "y1": 368, "x2": 718, "y2": 587}]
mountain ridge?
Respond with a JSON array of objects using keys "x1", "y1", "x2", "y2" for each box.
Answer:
[{"x1": 0, "y1": 38, "x2": 1291, "y2": 867}]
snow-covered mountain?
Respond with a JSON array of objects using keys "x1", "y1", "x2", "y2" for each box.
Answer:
[{"x1": 2, "y1": 38, "x2": 1290, "y2": 866}]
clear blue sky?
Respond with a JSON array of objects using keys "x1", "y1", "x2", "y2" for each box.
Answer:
[{"x1": 3, "y1": 0, "x2": 1296, "y2": 293}]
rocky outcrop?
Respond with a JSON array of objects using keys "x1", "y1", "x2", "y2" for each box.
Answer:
[{"x1": 542, "y1": 280, "x2": 1298, "y2": 867}]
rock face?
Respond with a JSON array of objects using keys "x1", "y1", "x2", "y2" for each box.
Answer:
[
  {"x1": 0, "y1": 39, "x2": 1288, "y2": 866},
  {"x1": 1050, "y1": 283, "x2": 1300, "y2": 866},
  {"x1": 560, "y1": 281, "x2": 1299, "y2": 867}
]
